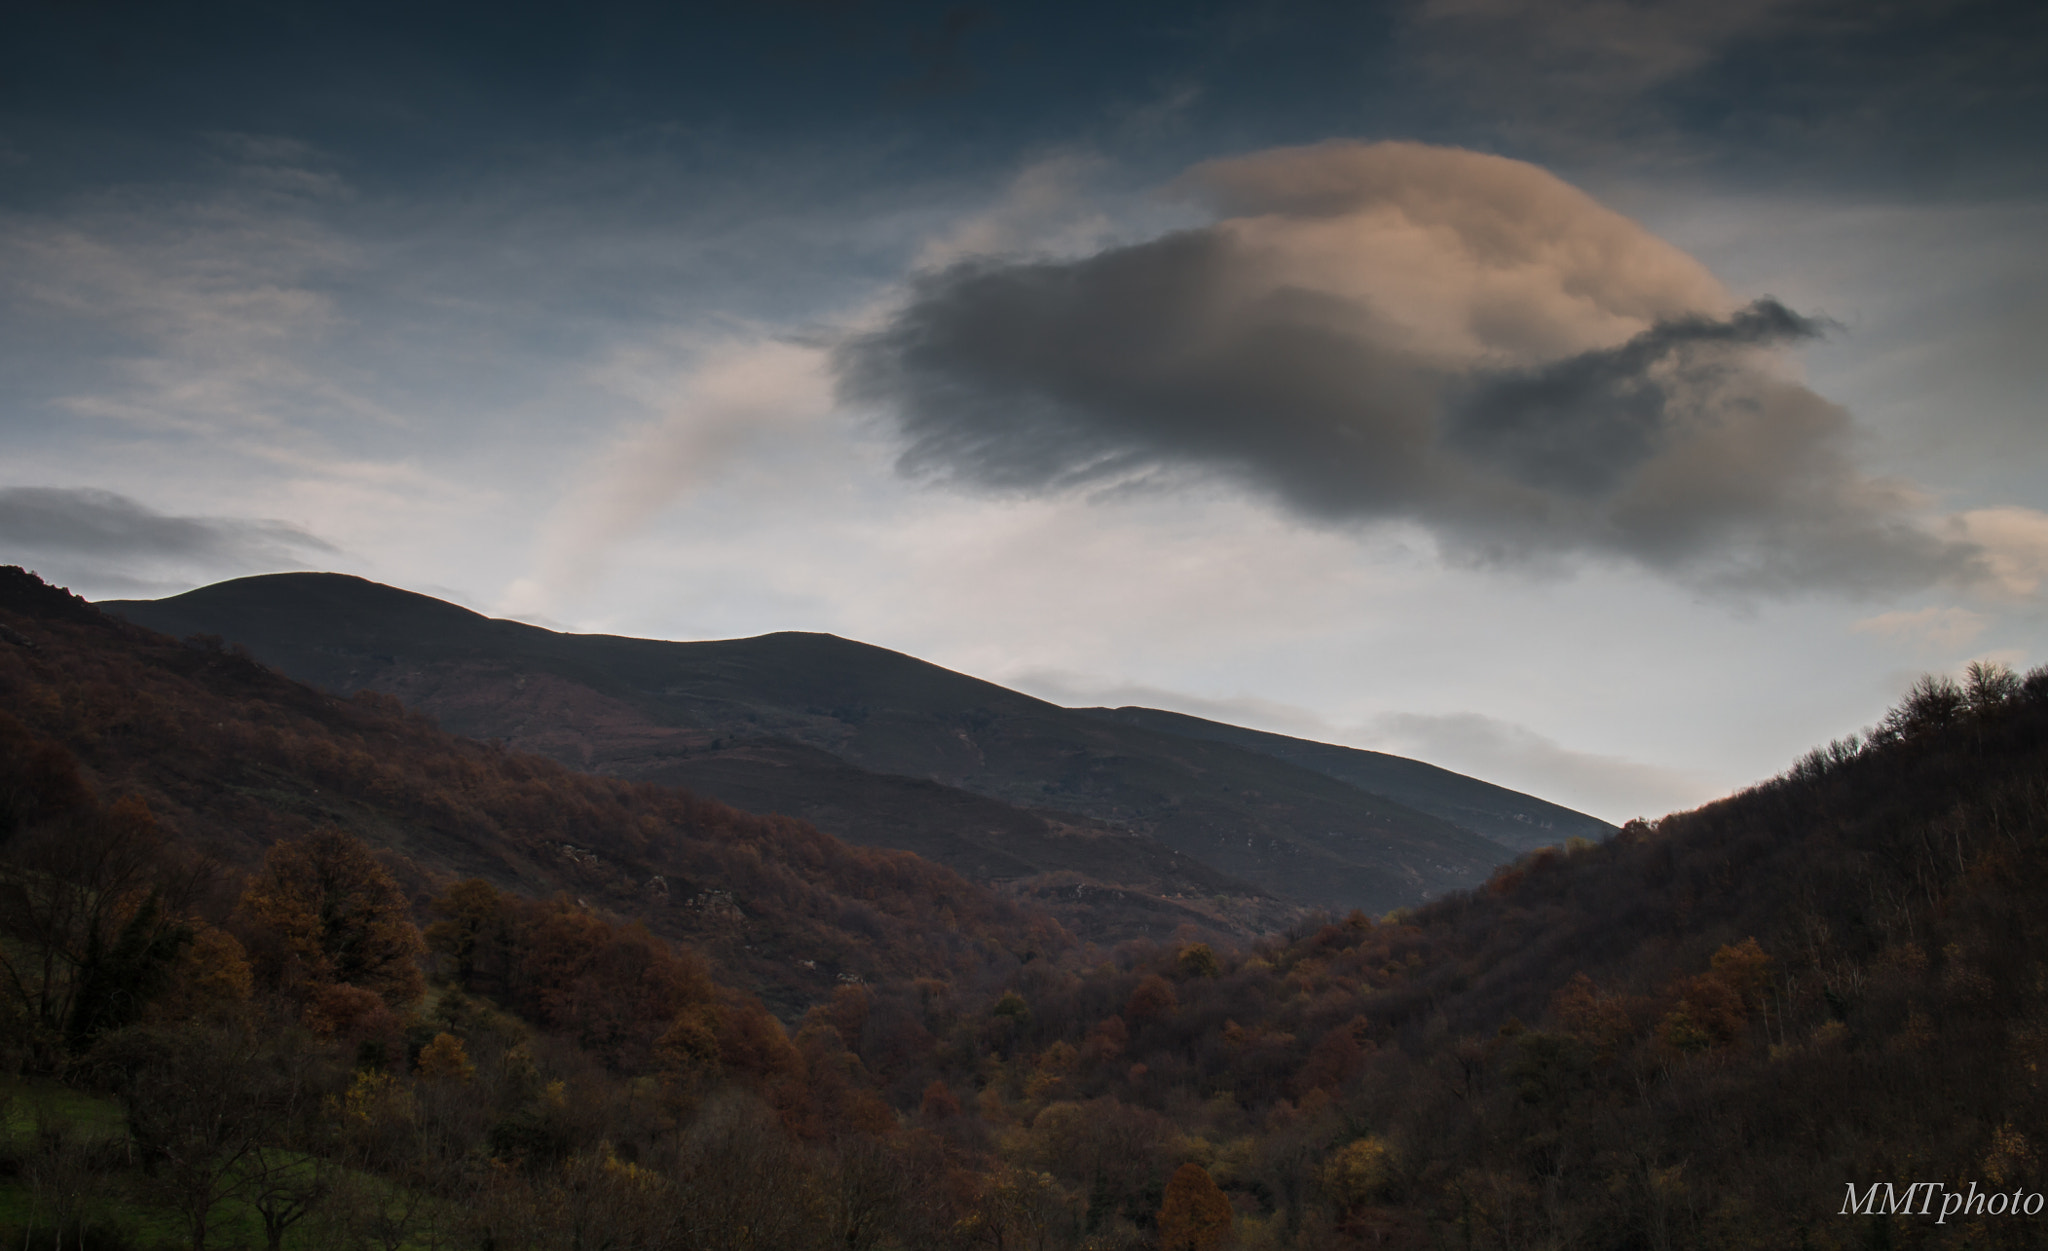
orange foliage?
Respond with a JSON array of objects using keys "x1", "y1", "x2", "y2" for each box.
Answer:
[
  {"x1": 1159, "y1": 1162, "x2": 1233, "y2": 1251},
  {"x1": 416, "y1": 1031, "x2": 476, "y2": 1082},
  {"x1": 237, "y1": 828, "x2": 426, "y2": 1009},
  {"x1": 1549, "y1": 973, "x2": 1636, "y2": 1052},
  {"x1": 0, "y1": 567, "x2": 1058, "y2": 1024}
]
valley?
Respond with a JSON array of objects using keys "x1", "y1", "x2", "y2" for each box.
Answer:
[{"x1": 7, "y1": 565, "x2": 2045, "y2": 1249}]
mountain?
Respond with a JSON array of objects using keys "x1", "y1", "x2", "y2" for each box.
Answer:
[
  {"x1": 19, "y1": 558, "x2": 2043, "y2": 1247},
  {"x1": 0, "y1": 565, "x2": 1054, "y2": 1015},
  {"x1": 101, "y1": 573, "x2": 1606, "y2": 920},
  {"x1": 1078, "y1": 706, "x2": 1611, "y2": 852},
  {"x1": 904, "y1": 662, "x2": 2048, "y2": 1246}
]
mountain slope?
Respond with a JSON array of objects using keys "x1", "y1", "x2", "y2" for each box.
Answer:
[
  {"x1": 0, "y1": 566, "x2": 1057, "y2": 1014},
  {"x1": 100, "y1": 573, "x2": 1576, "y2": 915},
  {"x1": 1079, "y1": 705, "x2": 1613, "y2": 852},
  {"x1": 931, "y1": 665, "x2": 2048, "y2": 1247}
]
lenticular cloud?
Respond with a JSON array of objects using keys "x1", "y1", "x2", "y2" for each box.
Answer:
[{"x1": 839, "y1": 140, "x2": 2018, "y2": 595}]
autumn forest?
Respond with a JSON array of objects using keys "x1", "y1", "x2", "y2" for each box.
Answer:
[{"x1": 4, "y1": 564, "x2": 2047, "y2": 1250}]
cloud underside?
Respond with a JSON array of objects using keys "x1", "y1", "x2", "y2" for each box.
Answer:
[
  {"x1": 839, "y1": 140, "x2": 2005, "y2": 595},
  {"x1": 0, "y1": 486, "x2": 335, "y2": 592}
]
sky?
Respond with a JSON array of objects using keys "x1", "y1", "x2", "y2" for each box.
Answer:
[{"x1": 3, "y1": 0, "x2": 2045, "y2": 823}]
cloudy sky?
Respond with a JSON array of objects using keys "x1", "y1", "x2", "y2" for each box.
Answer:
[{"x1": 4, "y1": 0, "x2": 2045, "y2": 822}]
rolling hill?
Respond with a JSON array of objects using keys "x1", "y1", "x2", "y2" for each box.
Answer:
[
  {"x1": 102, "y1": 573, "x2": 1611, "y2": 920},
  {"x1": 0, "y1": 565, "x2": 1060, "y2": 1013}
]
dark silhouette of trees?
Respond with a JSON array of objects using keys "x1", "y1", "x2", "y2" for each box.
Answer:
[{"x1": 0, "y1": 779, "x2": 198, "y2": 1070}]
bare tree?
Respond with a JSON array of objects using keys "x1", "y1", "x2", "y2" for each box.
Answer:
[{"x1": 101, "y1": 1020, "x2": 285, "y2": 1250}]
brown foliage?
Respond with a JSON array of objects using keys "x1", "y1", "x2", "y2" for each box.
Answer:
[
  {"x1": 16, "y1": 568, "x2": 2048, "y2": 1250},
  {"x1": 1125, "y1": 973, "x2": 1177, "y2": 1024},
  {"x1": 1548, "y1": 972, "x2": 1638, "y2": 1057},
  {"x1": 237, "y1": 828, "x2": 426, "y2": 1009},
  {"x1": 416, "y1": 1031, "x2": 476, "y2": 1082},
  {"x1": 918, "y1": 1078, "x2": 961, "y2": 1119},
  {"x1": 1297, "y1": 1014, "x2": 1371, "y2": 1094},
  {"x1": 428, "y1": 878, "x2": 720, "y2": 1072},
  {"x1": 1158, "y1": 1162, "x2": 1232, "y2": 1251},
  {"x1": 0, "y1": 566, "x2": 1061, "y2": 1017}
]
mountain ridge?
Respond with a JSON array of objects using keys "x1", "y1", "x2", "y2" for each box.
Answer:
[
  {"x1": 1078, "y1": 705, "x2": 1612, "y2": 852},
  {"x1": 103, "y1": 572, "x2": 1608, "y2": 919}
]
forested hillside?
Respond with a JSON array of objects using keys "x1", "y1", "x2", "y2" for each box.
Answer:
[
  {"x1": 104, "y1": 573, "x2": 1587, "y2": 919},
  {"x1": 1, "y1": 566, "x2": 1059, "y2": 1012},
  {"x1": 6, "y1": 562, "x2": 2047, "y2": 1249}
]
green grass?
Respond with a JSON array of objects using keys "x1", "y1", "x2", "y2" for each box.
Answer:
[
  {"x1": 0, "y1": 1176, "x2": 222, "y2": 1250},
  {"x1": 0, "y1": 1076, "x2": 440, "y2": 1250},
  {"x1": 0, "y1": 1074, "x2": 128, "y2": 1149}
]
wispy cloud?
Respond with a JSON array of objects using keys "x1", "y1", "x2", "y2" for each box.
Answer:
[
  {"x1": 501, "y1": 335, "x2": 837, "y2": 616},
  {"x1": 0, "y1": 486, "x2": 337, "y2": 596},
  {"x1": 913, "y1": 153, "x2": 1116, "y2": 270},
  {"x1": 1947, "y1": 508, "x2": 2048, "y2": 598},
  {"x1": 0, "y1": 134, "x2": 396, "y2": 445},
  {"x1": 1851, "y1": 606, "x2": 1986, "y2": 651},
  {"x1": 1366, "y1": 710, "x2": 1720, "y2": 823},
  {"x1": 1403, "y1": 0, "x2": 2048, "y2": 182}
]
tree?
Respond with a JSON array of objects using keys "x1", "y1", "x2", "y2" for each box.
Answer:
[
  {"x1": 423, "y1": 876, "x2": 507, "y2": 985},
  {"x1": 0, "y1": 791, "x2": 195, "y2": 1069},
  {"x1": 961, "y1": 1165, "x2": 1077, "y2": 1250},
  {"x1": 1125, "y1": 976, "x2": 1177, "y2": 1025},
  {"x1": 416, "y1": 1031, "x2": 476, "y2": 1082},
  {"x1": 245, "y1": 1144, "x2": 331, "y2": 1251},
  {"x1": 1321, "y1": 1136, "x2": 1393, "y2": 1209},
  {"x1": 1176, "y1": 943, "x2": 1220, "y2": 979},
  {"x1": 238, "y1": 828, "x2": 425, "y2": 1009},
  {"x1": 104, "y1": 1021, "x2": 285, "y2": 1251},
  {"x1": 1158, "y1": 1162, "x2": 1232, "y2": 1251}
]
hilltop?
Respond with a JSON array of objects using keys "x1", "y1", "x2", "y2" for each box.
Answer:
[
  {"x1": 0, "y1": 565, "x2": 1053, "y2": 1014},
  {"x1": 103, "y1": 573, "x2": 1610, "y2": 927}
]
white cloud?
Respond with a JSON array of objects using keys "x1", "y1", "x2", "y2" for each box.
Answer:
[
  {"x1": 502, "y1": 335, "x2": 837, "y2": 616},
  {"x1": 1949, "y1": 507, "x2": 2048, "y2": 597},
  {"x1": 1364, "y1": 710, "x2": 1721, "y2": 822},
  {"x1": 914, "y1": 153, "x2": 1116, "y2": 270}
]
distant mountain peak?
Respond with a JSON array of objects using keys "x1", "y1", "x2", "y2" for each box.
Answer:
[{"x1": 104, "y1": 572, "x2": 1606, "y2": 928}]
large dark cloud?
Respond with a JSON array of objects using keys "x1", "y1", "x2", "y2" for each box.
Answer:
[
  {"x1": 0, "y1": 487, "x2": 335, "y2": 593},
  {"x1": 1445, "y1": 299, "x2": 1830, "y2": 496},
  {"x1": 837, "y1": 142, "x2": 1995, "y2": 594},
  {"x1": 838, "y1": 228, "x2": 1447, "y2": 516}
]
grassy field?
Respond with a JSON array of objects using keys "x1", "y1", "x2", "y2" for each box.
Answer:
[{"x1": 0, "y1": 1076, "x2": 415, "y2": 1251}]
